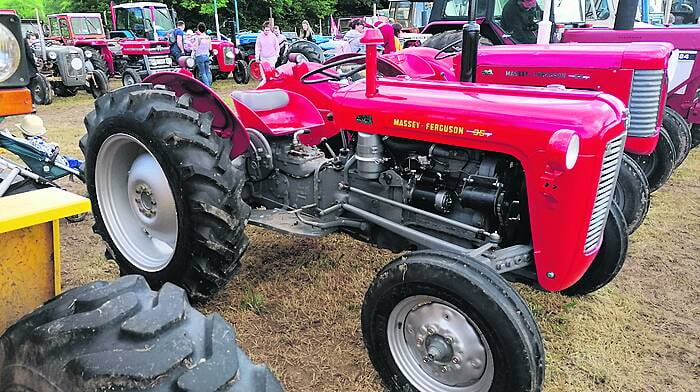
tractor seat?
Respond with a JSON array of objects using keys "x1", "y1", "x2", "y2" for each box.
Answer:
[{"x1": 231, "y1": 89, "x2": 325, "y2": 137}]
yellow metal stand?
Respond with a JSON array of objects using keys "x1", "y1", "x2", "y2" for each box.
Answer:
[{"x1": 0, "y1": 188, "x2": 91, "y2": 331}]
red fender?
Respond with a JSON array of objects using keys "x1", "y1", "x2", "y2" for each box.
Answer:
[{"x1": 143, "y1": 72, "x2": 250, "y2": 158}]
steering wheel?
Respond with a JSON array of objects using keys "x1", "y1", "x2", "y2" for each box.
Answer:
[
  {"x1": 435, "y1": 38, "x2": 463, "y2": 61},
  {"x1": 300, "y1": 54, "x2": 368, "y2": 84}
]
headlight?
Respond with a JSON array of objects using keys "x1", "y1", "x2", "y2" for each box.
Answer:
[
  {"x1": 185, "y1": 57, "x2": 195, "y2": 68},
  {"x1": 0, "y1": 23, "x2": 21, "y2": 83},
  {"x1": 70, "y1": 57, "x2": 83, "y2": 70},
  {"x1": 84, "y1": 50, "x2": 92, "y2": 58},
  {"x1": 212, "y1": 48, "x2": 219, "y2": 56},
  {"x1": 225, "y1": 50, "x2": 235, "y2": 59},
  {"x1": 48, "y1": 51, "x2": 57, "y2": 60},
  {"x1": 548, "y1": 129, "x2": 580, "y2": 171}
]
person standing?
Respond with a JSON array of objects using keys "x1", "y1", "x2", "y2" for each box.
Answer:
[
  {"x1": 300, "y1": 20, "x2": 315, "y2": 42},
  {"x1": 170, "y1": 21, "x2": 186, "y2": 61},
  {"x1": 343, "y1": 19, "x2": 366, "y2": 53},
  {"x1": 255, "y1": 21, "x2": 280, "y2": 67},
  {"x1": 194, "y1": 22, "x2": 213, "y2": 86}
]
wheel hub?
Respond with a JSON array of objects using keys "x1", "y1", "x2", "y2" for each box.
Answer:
[
  {"x1": 388, "y1": 296, "x2": 493, "y2": 391},
  {"x1": 134, "y1": 183, "x2": 157, "y2": 218}
]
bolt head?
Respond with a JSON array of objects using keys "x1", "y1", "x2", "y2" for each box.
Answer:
[
  {"x1": 427, "y1": 328, "x2": 435, "y2": 335},
  {"x1": 452, "y1": 357, "x2": 460, "y2": 364},
  {"x1": 445, "y1": 337, "x2": 453, "y2": 344},
  {"x1": 441, "y1": 366, "x2": 448, "y2": 373}
]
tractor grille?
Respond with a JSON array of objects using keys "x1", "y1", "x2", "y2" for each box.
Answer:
[
  {"x1": 223, "y1": 47, "x2": 235, "y2": 65},
  {"x1": 584, "y1": 132, "x2": 626, "y2": 253},
  {"x1": 148, "y1": 55, "x2": 173, "y2": 70},
  {"x1": 67, "y1": 52, "x2": 84, "y2": 77},
  {"x1": 627, "y1": 69, "x2": 664, "y2": 138}
]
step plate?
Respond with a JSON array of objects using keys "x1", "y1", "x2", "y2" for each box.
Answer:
[{"x1": 248, "y1": 209, "x2": 332, "y2": 237}]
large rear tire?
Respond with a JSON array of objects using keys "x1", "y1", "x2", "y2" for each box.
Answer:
[
  {"x1": 562, "y1": 202, "x2": 628, "y2": 296},
  {"x1": 362, "y1": 251, "x2": 544, "y2": 392},
  {"x1": 80, "y1": 85, "x2": 250, "y2": 300},
  {"x1": 83, "y1": 46, "x2": 108, "y2": 74},
  {"x1": 662, "y1": 106, "x2": 692, "y2": 167},
  {"x1": 691, "y1": 124, "x2": 699, "y2": 149},
  {"x1": 0, "y1": 275, "x2": 282, "y2": 391},
  {"x1": 614, "y1": 154, "x2": 650, "y2": 234},
  {"x1": 288, "y1": 40, "x2": 324, "y2": 63},
  {"x1": 629, "y1": 127, "x2": 677, "y2": 193}
]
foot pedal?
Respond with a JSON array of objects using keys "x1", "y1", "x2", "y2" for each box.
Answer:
[{"x1": 248, "y1": 209, "x2": 333, "y2": 237}]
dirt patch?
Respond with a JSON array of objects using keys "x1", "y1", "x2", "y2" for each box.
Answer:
[{"x1": 9, "y1": 83, "x2": 698, "y2": 392}]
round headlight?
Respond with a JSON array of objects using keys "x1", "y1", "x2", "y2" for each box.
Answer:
[
  {"x1": 225, "y1": 50, "x2": 235, "y2": 59},
  {"x1": 185, "y1": 57, "x2": 195, "y2": 68},
  {"x1": 0, "y1": 23, "x2": 21, "y2": 83},
  {"x1": 70, "y1": 57, "x2": 83, "y2": 70},
  {"x1": 212, "y1": 48, "x2": 219, "y2": 56},
  {"x1": 565, "y1": 134, "x2": 580, "y2": 170},
  {"x1": 48, "y1": 51, "x2": 57, "y2": 60},
  {"x1": 84, "y1": 50, "x2": 93, "y2": 58}
]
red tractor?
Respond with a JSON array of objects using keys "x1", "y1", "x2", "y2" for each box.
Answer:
[
  {"x1": 81, "y1": 28, "x2": 630, "y2": 391},
  {"x1": 46, "y1": 13, "x2": 115, "y2": 76}
]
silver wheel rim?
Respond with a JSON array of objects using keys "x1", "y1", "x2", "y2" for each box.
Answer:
[
  {"x1": 387, "y1": 295, "x2": 494, "y2": 392},
  {"x1": 95, "y1": 133, "x2": 178, "y2": 271},
  {"x1": 123, "y1": 73, "x2": 135, "y2": 86}
]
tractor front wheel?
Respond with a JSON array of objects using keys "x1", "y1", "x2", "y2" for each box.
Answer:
[
  {"x1": 80, "y1": 85, "x2": 250, "y2": 300},
  {"x1": 562, "y1": 202, "x2": 628, "y2": 296},
  {"x1": 88, "y1": 69, "x2": 110, "y2": 98},
  {"x1": 54, "y1": 84, "x2": 80, "y2": 97},
  {"x1": 662, "y1": 107, "x2": 692, "y2": 167},
  {"x1": 233, "y1": 59, "x2": 250, "y2": 84},
  {"x1": 121, "y1": 69, "x2": 142, "y2": 86},
  {"x1": 0, "y1": 276, "x2": 282, "y2": 391},
  {"x1": 614, "y1": 154, "x2": 650, "y2": 234},
  {"x1": 28, "y1": 74, "x2": 52, "y2": 105},
  {"x1": 362, "y1": 251, "x2": 544, "y2": 392},
  {"x1": 629, "y1": 128, "x2": 677, "y2": 193},
  {"x1": 83, "y1": 47, "x2": 108, "y2": 74}
]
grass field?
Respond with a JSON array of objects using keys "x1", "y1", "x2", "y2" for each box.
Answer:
[{"x1": 5, "y1": 80, "x2": 699, "y2": 391}]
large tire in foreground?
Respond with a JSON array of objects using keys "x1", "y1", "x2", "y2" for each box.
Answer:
[
  {"x1": 288, "y1": 40, "x2": 324, "y2": 63},
  {"x1": 662, "y1": 106, "x2": 692, "y2": 167},
  {"x1": 362, "y1": 251, "x2": 544, "y2": 392},
  {"x1": 614, "y1": 154, "x2": 650, "y2": 234},
  {"x1": 0, "y1": 275, "x2": 282, "y2": 391},
  {"x1": 80, "y1": 84, "x2": 250, "y2": 300},
  {"x1": 562, "y1": 202, "x2": 628, "y2": 296},
  {"x1": 629, "y1": 127, "x2": 677, "y2": 193}
]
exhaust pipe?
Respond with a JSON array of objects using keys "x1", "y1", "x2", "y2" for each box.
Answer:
[
  {"x1": 459, "y1": 2, "x2": 479, "y2": 83},
  {"x1": 614, "y1": 0, "x2": 641, "y2": 30}
]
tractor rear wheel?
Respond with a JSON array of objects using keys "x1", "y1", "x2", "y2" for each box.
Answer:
[
  {"x1": 362, "y1": 251, "x2": 544, "y2": 392},
  {"x1": 122, "y1": 69, "x2": 142, "y2": 86},
  {"x1": 80, "y1": 85, "x2": 250, "y2": 300},
  {"x1": 28, "y1": 74, "x2": 52, "y2": 105},
  {"x1": 89, "y1": 69, "x2": 110, "y2": 98},
  {"x1": 0, "y1": 275, "x2": 282, "y2": 391},
  {"x1": 288, "y1": 40, "x2": 324, "y2": 63},
  {"x1": 629, "y1": 128, "x2": 677, "y2": 193},
  {"x1": 614, "y1": 154, "x2": 650, "y2": 234},
  {"x1": 662, "y1": 107, "x2": 692, "y2": 167},
  {"x1": 233, "y1": 59, "x2": 250, "y2": 84},
  {"x1": 83, "y1": 47, "x2": 108, "y2": 74},
  {"x1": 562, "y1": 202, "x2": 628, "y2": 296}
]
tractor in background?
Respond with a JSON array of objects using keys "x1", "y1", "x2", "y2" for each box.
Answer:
[
  {"x1": 46, "y1": 13, "x2": 114, "y2": 76},
  {"x1": 0, "y1": 10, "x2": 280, "y2": 391}
]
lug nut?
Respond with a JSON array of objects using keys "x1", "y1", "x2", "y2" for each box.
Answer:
[
  {"x1": 427, "y1": 328, "x2": 435, "y2": 335},
  {"x1": 445, "y1": 337, "x2": 453, "y2": 344},
  {"x1": 452, "y1": 357, "x2": 460, "y2": 364},
  {"x1": 441, "y1": 366, "x2": 448, "y2": 373}
]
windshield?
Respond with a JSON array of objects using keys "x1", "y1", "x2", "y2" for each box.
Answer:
[
  {"x1": 585, "y1": 0, "x2": 611, "y2": 20},
  {"x1": 70, "y1": 17, "x2": 103, "y2": 35},
  {"x1": 153, "y1": 7, "x2": 174, "y2": 31},
  {"x1": 392, "y1": 1, "x2": 413, "y2": 25},
  {"x1": 554, "y1": 0, "x2": 585, "y2": 23}
]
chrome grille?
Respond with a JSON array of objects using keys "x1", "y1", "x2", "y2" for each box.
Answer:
[
  {"x1": 584, "y1": 132, "x2": 626, "y2": 253},
  {"x1": 67, "y1": 52, "x2": 84, "y2": 77},
  {"x1": 627, "y1": 69, "x2": 663, "y2": 138},
  {"x1": 148, "y1": 55, "x2": 173, "y2": 70}
]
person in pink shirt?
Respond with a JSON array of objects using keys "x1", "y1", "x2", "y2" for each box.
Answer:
[
  {"x1": 255, "y1": 21, "x2": 280, "y2": 67},
  {"x1": 194, "y1": 22, "x2": 213, "y2": 86}
]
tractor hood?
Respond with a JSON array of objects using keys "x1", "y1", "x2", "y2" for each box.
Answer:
[
  {"x1": 120, "y1": 39, "x2": 170, "y2": 56},
  {"x1": 562, "y1": 27, "x2": 700, "y2": 51},
  {"x1": 478, "y1": 42, "x2": 674, "y2": 71}
]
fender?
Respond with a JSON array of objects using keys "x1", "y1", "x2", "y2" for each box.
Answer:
[{"x1": 143, "y1": 72, "x2": 250, "y2": 158}]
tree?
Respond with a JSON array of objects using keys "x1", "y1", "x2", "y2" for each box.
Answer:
[{"x1": 0, "y1": 0, "x2": 47, "y2": 18}]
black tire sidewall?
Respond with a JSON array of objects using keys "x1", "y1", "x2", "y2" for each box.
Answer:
[
  {"x1": 630, "y1": 128, "x2": 677, "y2": 193},
  {"x1": 233, "y1": 60, "x2": 249, "y2": 84},
  {"x1": 614, "y1": 154, "x2": 650, "y2": 234},
  {"x1": 122, "y1": 69, "x2": 142, "y2": 86},
  {"x1": 662, "y1": 106, "x2": 692, "y2": 167},
  {"x1": 363, "y1": 254, "x2": 540, "y2": 392},
  {"x1": 85, "y1": 117, "x2": 194, "y2": 288}
]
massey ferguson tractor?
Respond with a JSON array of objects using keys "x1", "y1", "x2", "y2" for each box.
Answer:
[
  {"x1": 81, "y1": 25, "x2": 631, "y2": 391},
  {"x1": 0, "y1": 10, "x2": 281, "y2": 392}
]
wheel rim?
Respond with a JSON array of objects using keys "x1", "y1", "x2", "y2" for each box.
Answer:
[
  {"x1": 123, "y1": 73, "x2": 135, "y2": 86},
  {"x1": 387, "y1": 295, "x2": 494, "y2": 392},
  {"x1": 634, "y1": 153, "x2": 656, "y2": 178},
  {"x1": 95, "y1": 133, "x2": 178, "y2": 271}
]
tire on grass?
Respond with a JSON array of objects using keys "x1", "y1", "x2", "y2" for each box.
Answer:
[
  {"x1": 662, "y1": 106, "x2": 692, "y2": 167},
  {"x1": 54, "y1": 84, "x2": 80, "y2": 97},
  {"x1": 83, "y1": 46, "x2": 109, "y2": 74},
  {"x1": 89, "y1": 69, "x2": 110, "y2": 99},
  {"x1": 691, "y1": 124, "x2": 699, "y2": 149},
  {"x1": 629, "y1": 127, "x2": 677, "y2": 193},
  {"x1": 0, "y1": 275, "x2": 282, "y2": 392},
  {"x1": 613, "y1": 154, "x2": 650, "y2": 234},
  {"x1": 233, "y1": 59, "x2": 250, "y2": 84},
  {"x1": 362, "y1": 250, "x2": 544, "y2": 392},
  {"x1": 562, "y1": 202, "x2": 628, "y2": 296},
  {"x1": 80, "y1": 84, "x2": 250, "y2": 300},
  {"x1": 122, "y1": 69, "x2": 142, "y2": 86}
]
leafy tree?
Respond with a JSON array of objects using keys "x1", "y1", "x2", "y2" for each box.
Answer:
[{"x1": 0, "y1": 0, "x2": 47, "y2": 18}]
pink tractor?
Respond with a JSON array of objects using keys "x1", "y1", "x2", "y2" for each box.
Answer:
[{"x1": 46, "y1": 13, "x2": 115, "y2": 76}]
